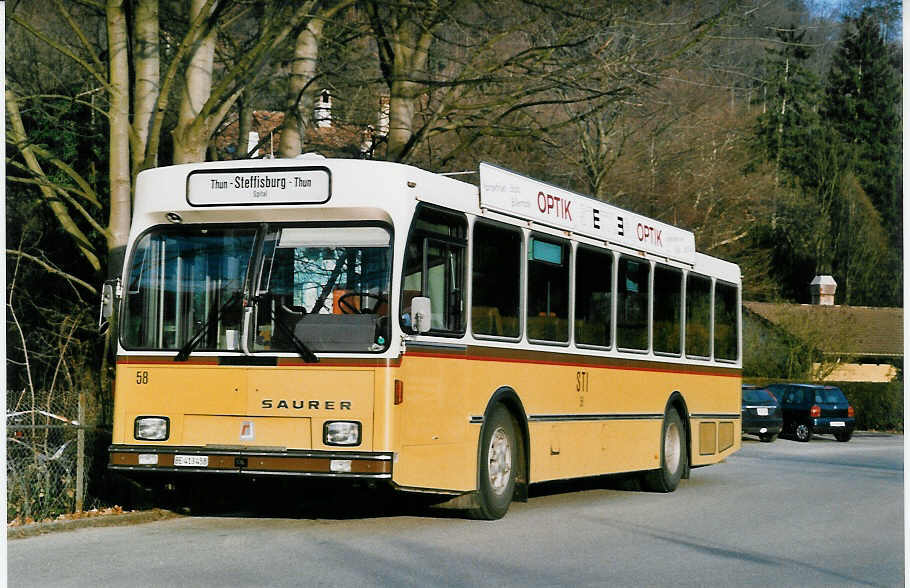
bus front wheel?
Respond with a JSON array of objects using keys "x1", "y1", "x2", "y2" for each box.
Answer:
[
  {"x1": 470, "y1": 405, "x2": 519, "y2": 520},
  {"x1": 642, "y1": 408, "x2": 687, "y2": 493}
]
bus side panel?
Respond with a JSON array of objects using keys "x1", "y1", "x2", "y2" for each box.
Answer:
[
  {"x1": 684, "y1": 370, "x2": 742, "y2": 466},
  {"x1": 385, "y1": 350, "x2": 740, "y2": 492},
  {"x1": 391, "y1": 354, "x2": 476, "y2": 492},
  {"x1": 471, "y1": 360, "x2": 665, "y2": 483},
  {"x1": 462, "y1": 355, "x2": 740, "y2": 484}
]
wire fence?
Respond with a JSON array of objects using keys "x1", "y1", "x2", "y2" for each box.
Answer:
[{"x1": 7, "y1": 391, "x2": 111, "y2": 525}]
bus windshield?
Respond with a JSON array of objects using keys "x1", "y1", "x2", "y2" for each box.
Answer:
[
  {"x1": 253, "y1": 225, "x2": 392, "y2": 353},
  {"x1": 121, "y1": 224, "x2": 392, "y2": 355},
  {"x1": 122, "y1": 226, "x2": 256, "y2": 351}
]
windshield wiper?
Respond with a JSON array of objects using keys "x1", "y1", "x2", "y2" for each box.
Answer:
[
  {"x1": 175, "y1": 291, "x2": 241, "y2": 362},
  {"x1": 259, "y1": 295, "x2": 319, "y2": 363}
]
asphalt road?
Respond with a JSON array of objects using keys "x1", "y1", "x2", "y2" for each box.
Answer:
[{"x1": 8, "y1": 433, "x2": 904, "y2": 587}]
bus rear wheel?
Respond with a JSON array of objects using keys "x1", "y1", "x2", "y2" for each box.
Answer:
[
  {"x1": 470, "y1": 405, "x2": 519, "y2": 520},
  {"x1": 642, "y1": 408, "x2": 686, "y2": 493}
]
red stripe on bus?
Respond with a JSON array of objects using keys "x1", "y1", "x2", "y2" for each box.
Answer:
[{"x1": 403, "y1": 350, "x2": 741, "y2": 377}]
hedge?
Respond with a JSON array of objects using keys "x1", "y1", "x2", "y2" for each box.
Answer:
[{"x1": 743, "y1": 378, "x2": 903, "y2": 433}]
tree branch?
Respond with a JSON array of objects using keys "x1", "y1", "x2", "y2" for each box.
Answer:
[{"x1": 5, "y1": 250, "x2": 99, "y2": 295}]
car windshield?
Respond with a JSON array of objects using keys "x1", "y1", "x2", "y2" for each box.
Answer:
[
  {"x1": 252, "y1": 225, "x2": 392, "y2": 353},
  {"x1": 743, "y1": 388, "x2": 775, "y2": 404},
  {"x1": 122, "y1": 226, "x2": 256, "y2": 350},
  {"x1": 813, "y1": 388, "x2": 848, "y2": 404}
]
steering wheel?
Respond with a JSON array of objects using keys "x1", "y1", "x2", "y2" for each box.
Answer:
[{"x1": 338, "y1": 292, "x2": 387, "y2": 314}]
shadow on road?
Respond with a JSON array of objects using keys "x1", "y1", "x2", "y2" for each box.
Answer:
[
  {"x1": 115, "y1": 469, "x2": 658, "y2": 521},
  {"x1": 528, "y1": 472, "x2": 647, "y2": 498}
]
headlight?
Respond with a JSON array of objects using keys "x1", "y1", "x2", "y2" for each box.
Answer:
[
  {"x1": 134, "y1": 416, "x2": 169, "y2": 441},
  {"x1": 324, "y1": 421, "x2": 361, "y2": 446}
]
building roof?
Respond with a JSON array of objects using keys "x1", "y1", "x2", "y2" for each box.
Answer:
[
  {"x1": 212, "y1": 110, "x2": 364, "y2": 160},
  {"x1": 744, "y1": 301, "x2": 903, "y2": 358}
]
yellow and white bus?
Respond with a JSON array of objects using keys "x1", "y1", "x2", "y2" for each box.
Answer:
[{"x1": 105, "y1": 155, "x2": 741, "y2": 519}]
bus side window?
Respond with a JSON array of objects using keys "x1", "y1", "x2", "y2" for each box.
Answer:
[
  {"x1": 527, "y1": 236, "x2": 569, "y2": 343},
  {"x1": 575, "y1": 246, "x2": 612, "y2": 348},
  {"x1": 685, "y1": 273, "x2": 711, "y2": 358},
  {"x1": 400, "y1": 206, "x2": 466, "y2": 334},
  {"x1": 653, "y1": 264, "x2": 682, "y2": 355},
  {"x1": 472, "y1": 222, "x2": 522, "y2": 339},
  {"x1": 617, "y1": 256, "x2": 650, "y2": 351}
]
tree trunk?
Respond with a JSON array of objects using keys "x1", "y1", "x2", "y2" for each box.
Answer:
[
  {"x1": 279, "y1": 20, "x2": 324, "y2": 158},
  {"x1": 107, "y1": 0, "x2": 132, "y2": 266},
  {"x1": 173, "y1": 0, "x2": 217, "y2": 163},
  {"x1": 387, "y1": 78, "x2": 421, "y2": 161},
  {"x1": 380, "y1": 11, "x2": 434, "y2": 162},
  {"x1": 132, "y1": 0, "x2": 160, "y2": 174},
  {"x1": 237, "y1": 92, "x2": 252, "y2": 158}
]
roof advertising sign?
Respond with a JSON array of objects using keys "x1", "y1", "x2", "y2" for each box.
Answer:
[{"x1": 478, "y1": 162, "x2": 695, "y2": 263}]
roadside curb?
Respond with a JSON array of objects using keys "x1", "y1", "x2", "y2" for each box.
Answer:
[{"x1": 8, "y1": 509, "x2": 181, "y2": 540}]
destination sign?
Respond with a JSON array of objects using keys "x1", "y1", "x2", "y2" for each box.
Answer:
[
  {"x1": 478, "y1": 162, "x2": 696, "y2": 264},
  {"x1": 187, "y1": 167, "x2": 330, "y2": 206}
]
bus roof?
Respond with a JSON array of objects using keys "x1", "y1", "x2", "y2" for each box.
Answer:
[{"x1": 132, "y1": 156, "x2": 739, "y2": 281}]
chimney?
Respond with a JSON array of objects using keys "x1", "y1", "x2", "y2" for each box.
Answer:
[
  {"x1": 810, "y1": 275, "x2": 837, "y2": 305},
  {"x1": 377, "y1": 95, "x2": 390, "y2": 136},
  {"x1": 247, "y1": 131, "x2": 260, "y2": 157},
  {"x1": 315, "y1": 90, "x2": 332, "y2": 128}
]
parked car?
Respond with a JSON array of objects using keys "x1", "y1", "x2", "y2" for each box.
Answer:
[
  {"x1": 741, "y1": 385, "x2": 783, "y2": 442},
  {"x1": 767, "y1": 383, "x2": 855, "y2": 442}
]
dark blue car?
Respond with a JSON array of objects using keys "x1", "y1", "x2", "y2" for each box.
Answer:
[
  {"x1": 768, "y1": 383, "x2": 856, "y2": 442},
  {"x1": 741, "y1": 385, "x2": 783, "y2": 442}
]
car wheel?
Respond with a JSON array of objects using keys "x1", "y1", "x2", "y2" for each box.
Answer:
[
  {"x1": 834, "y1": 431, "x2": 853, "y2": 442},
  {"x1": 642, "y1": 408, "x2": 687, "y2": 493},
  {"x1": 794, "y1": 423, "x2": 812, "y2": 442},
  {"x1": 759, "y1": 433, "x2": 777, "y2": 443},
  {"x1": 469, "y1": 405, "x2": 519, "y2": 520}
]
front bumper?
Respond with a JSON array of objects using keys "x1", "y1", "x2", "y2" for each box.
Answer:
[{"x1": 109, "y1": 445, "x2": 392, "y2": 479}]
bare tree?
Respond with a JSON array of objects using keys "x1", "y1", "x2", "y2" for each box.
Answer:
[{"x1": 278, "y1": 1, "x2": 355, "y2": 158}]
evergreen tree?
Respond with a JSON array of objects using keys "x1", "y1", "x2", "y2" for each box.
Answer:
[
  {"x1": 754, "y1": 27, "x2": 823, "y2": 184},
  {"x1": 749, "y1": 20, "x2": 895, "y2": 307},
  {"x1": 823, "y1": 9, "x2": 901, "y2": 302}
]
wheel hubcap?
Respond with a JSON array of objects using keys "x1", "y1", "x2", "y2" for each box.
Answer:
[
  {"x1": 665, "y1": 422, "x2": 681, "y2": 475},
  {"x1": 487, "y1": 427, "x2": 512, "y2": 495}
]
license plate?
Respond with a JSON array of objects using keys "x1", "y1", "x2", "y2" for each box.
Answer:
[
  {"x1": 756, "y1": 408, "x2": 769, "y2": 416},
  {"x1": 174, "y1": 454, "x2": 209, "y2": 467},
  {"x1": 830, "y1": 421, "x2": 845, "y2": 427}
]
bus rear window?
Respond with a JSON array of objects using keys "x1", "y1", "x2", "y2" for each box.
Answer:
[{"x1": 714, "y1": 281, "x2": 739, "y2": 361}]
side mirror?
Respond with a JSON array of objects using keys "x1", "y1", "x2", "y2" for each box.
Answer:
[
  {"x1": 99, "y1": 278, "x2": 121, "y2": 333},
  {"x1": 411, "y1": 296, "x2": 432, "y2": 333}
]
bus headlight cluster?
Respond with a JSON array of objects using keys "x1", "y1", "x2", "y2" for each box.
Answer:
[
  {"x1": 134, "y1": 416, "x2": 169, "y2": 441},
  {"x1": 324, "y1": 421, "x2": 361, "y2": 446}
]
